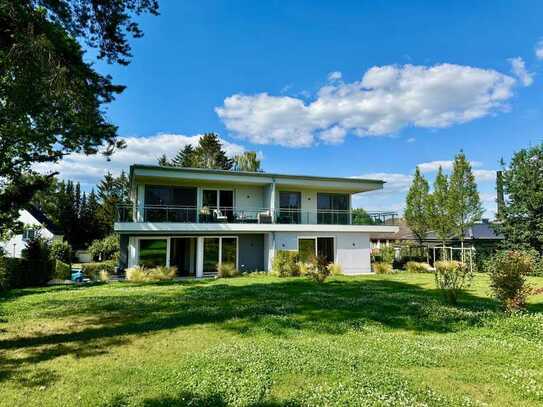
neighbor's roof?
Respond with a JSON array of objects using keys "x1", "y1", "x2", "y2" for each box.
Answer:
[{"x1": 129, "y1": 164, "x2": 385, "y2": 185}]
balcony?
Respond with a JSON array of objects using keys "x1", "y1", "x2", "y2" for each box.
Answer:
[{"x1": 116, "y1": 205, "x2": 397, "y2": 226}]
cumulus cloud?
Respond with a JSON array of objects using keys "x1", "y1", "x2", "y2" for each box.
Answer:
[
  {"x1": 406, "y1": 137, "x2": 416, "y2": 143},
  {"x1": 33, "y1": 133, "x2": 246, "y2": 188},
  {"x1": 216, "y1": 63, "x2": 517, "y2": 147},
  {"x1": 417, "y1": 160, "x2": 482, "y2": 173},
  {"x1": 509, "y1": 57, "x2": 534, "y2": 86},
  {"x1": 536, "y1": 39, "x2": 543, "y2": 60},
  {"x1": 327, "y1": 71, "x2": 342, "y2": 81}
]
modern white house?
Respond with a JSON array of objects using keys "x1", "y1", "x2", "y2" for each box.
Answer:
[
  {"x1": 0, "y1": 208, "x2": 63, "y2": 258},
  {"x1": 114, "y1": 165, "x2": 399, "y2": 277}
]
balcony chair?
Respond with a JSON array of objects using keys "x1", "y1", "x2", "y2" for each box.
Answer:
[
  {"x1": 213, "y1": 209, "x2": 228, "y2": 223},
  {"x1": 257, "y1": 210, "x2": 272, "y2": 224}
]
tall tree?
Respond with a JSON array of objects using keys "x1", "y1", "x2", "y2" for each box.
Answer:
[
  {"x1": 233, "y1": 152, "x2": 262, "y2": 172},
  {"x1": 0, "y1": 0, "x2": 158, "y2": 232},
  {"x1": 193, "y1": 133, "x2": 233, "y2": 170},
  {"x1": 171, "y1": 145, "x2": 197, "y2": 168},
  {"x1": 157, "y1": 154, "x2": 171, "y2": 166},
  {"x1": 404, "y1": 167, "x2": 431, "y2": 244},
  {"x1": 428, "y1": 167, "x2": 453, "y2": 253},
  {"x1": 448, "y1": 151, "x2": 483, "y2": 254},
  {"x1": 496, "y1": 144, "x2": 543, "y2": 253}
]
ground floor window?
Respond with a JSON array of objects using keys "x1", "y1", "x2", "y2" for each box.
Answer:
[
  {"x1": 203, "y1": 236, "x2": 238, "y2": 274},
  {"x1": 298, "y1": 237, "x2": 335, "y2": 263},
  {"x1": 139, "y1": 239, "x2": 167, "y2": 267}
]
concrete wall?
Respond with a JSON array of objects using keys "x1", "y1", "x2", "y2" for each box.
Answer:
[
  {"x1": 235, "y1": 186, "x2": 264, "y2": 211},
  {"x1": 271, "y1": 231, "x2": 371, "y2": 274},
  {"x1": 238, "y1": 234, "x2": 265, "y2": 272}
]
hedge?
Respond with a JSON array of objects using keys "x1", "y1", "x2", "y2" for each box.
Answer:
[
  {"x1": 53, "y1": 260, "x2": 71, "y2": 280},
  {"x1": 0, "y1": 256, "x2": 54, "y2": 291}
]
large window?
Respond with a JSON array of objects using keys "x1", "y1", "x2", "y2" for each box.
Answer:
[
  {"x1": 144, "y1": 185, "x2": 197, "y2": 222},
  {"x1": 139, "y1": 239, "x2": 167, "y2": 267},
  {"x1": 298, "y1": 237, "x2": 335, "y2": 264},
  {"x1": 203, "y1": 237, "x2": 238, "y2": 274},
  {"x1": 317, "y1": 193, "x2": 349, "y2": 224},
  {"x1": 279, "y1": 191, "x2": 301, "y2": 224},
  {"x1": 202, "y1": 189, "x2": 234, "y2": 221}
]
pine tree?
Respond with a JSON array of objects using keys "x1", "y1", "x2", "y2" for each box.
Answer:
[
  {"x1": 448, "y1": 151, "x2": 483, "y2": 255},
  {"x1": 404, "y1": 167, "x2": 431, "y2": 244},
  {"x1": 157, "y1": 154, "x2": 171, "y2": 166},
  {"x1": 97, "y1": 172, "x2": 119, "y2": 234},
  {"x1": 171, "y1": 145, "x2": 197, "y2": 167},
  {"x1": 429, "y1": 167, "x2": 453, "y2": 254},
  {"x1": 193, "y1": 133, "x2": 233, "y2": 170}
]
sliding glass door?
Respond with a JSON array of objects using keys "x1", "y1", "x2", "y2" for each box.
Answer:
[
  {"x1": 202, "y1": 189, "x2": 234, "y2": 221},
  {"x1": 298, "y1": 237, "x2": 335, "y2": 264},
  {"x1": 279, "y1": 191, "x2": 301, "y2": 224},
  {"x1": 203, "y1": 236, "x2": 238, "y2": 274},
  {"x1": 317, "y1": 193, "x2": 349, "y2": 224},
  {"x1": 145, "y1": 185, "x2": 197, "y2": 222}
]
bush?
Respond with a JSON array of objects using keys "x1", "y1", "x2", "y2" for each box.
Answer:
[
  {"x1": 98, "y1": 270, "x2": 110, "y2": 282},
  {"x1": 305, "y1": 256, "x2": 330, "y2": 283},
  {"x1": 328, "y1": 262, "x2": 343, "y2": 276},
  {"x1": 486, "y1": 250, "x2": 535, "y2": 312},
  {"x1": 22, "y1": 237, "x2": 54, "y2": 286},
  {"x1": 50, "y1": 240, "x2": 72, "y2": 264},
  {"x1": 271, "y1": 251, "x2": 300, "y2": 277},
  {"x1": 53, "y1": 260, "x2": 71, "y2": 280},
  {"x1": 372, "y1": 262, "x2": 393, "y2": 274},
  {"x1": 88, "y1": 234, "x2": 120, "y2": 261},
  {"x1": 434, "y1": 260, "x2": 472, "y2": 304},
  {"x1": 405, "y1": 261, "x2": 433, "y2": 273},
  {"x1": 298, "y1": 262, "x2": 308, "y2": 276},
  {"x1": 0, "y1": 256, "x2": 9, "y2": 291},
  {"x1": 81, "y1": 260, "x2": 117, "y2": 280},
  {"x1": 125, "y1": 265, "x2": 177, "y2": 282},
  {"x1": 217, "y1": 262, "x2": 239, "y2": 278},
  {"x1": 126, "y1": 266, "x2": 146, "y2": 282}
]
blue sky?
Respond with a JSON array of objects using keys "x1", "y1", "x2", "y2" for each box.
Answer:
[{"x1": 42, "y1": 0, "x2": 543, "y2": 217}]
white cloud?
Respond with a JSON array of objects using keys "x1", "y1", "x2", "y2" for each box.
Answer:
[
  {"x1": 216, "y1": 63, "x2": 517, "y2": 147},
  {"x1": 33, "y1": 133, "x2": 246, "y2": 188},
  {"x1": 417, "y1": 159, "x2": 482, "y2": 173},
  {"x1": 327, "y1": 71, "x2": 342, "y2": 81},
  {"x1": 473, "y1": 169, "x2": 497, "y2": 182},
  {"x1": 509, "y1": 57, "x2": 534, "y2": 86},
  {"x1": 535, "y1": 39, "x2": 543, "y2": 60},
  {"x1": 406, "y1": 137, "x2": 416, "y2": 143}
]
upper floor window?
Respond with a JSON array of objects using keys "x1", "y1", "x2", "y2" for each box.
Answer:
[
  {"x1": 278, "y1": 191, "x2": 301, "y2": 224},
  {"x1": 317, "y1": 193, "x2": 349, "y2": 224},
  {"x1": 22, "y1": 228, "x2": 36, "y2": 241},
  {"x1": 145, "y1": 185, "x2": 196, "y2": 207}
]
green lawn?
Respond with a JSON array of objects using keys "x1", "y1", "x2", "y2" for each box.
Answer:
[{"x1": 1, "y1": 273, "x2": 543, "y2": 406}]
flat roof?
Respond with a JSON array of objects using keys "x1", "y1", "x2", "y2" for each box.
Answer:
[{"x1": 130, "y1": 164, "x2": 385, "y2": 185}]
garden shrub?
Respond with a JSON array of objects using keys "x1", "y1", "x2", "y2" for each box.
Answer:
[
  {"x1": 305, "y1": 256, "x2": 330, "y2": 283},
  {"x1": 22, "y1": 237, "x2": 54, "y2": 286},
  {"x1": 50, "y1": 240, "x2": 72, "y2": 264},
  {"x1": 486, "y1": 250, "x2": 535, "y2": 312},
  {"x1": 125, "y1": 265, "x2": 177, "y2": 282},
  {"x1": 372, "y1": 262, "x2": 393, "y2": 274},
  {"x1": 217, "y1": 262, "x2": 239, "y2": 278},
  {"x1": 328, "y1": 262, "x2": 343, "y2": 276},
  {"x1": 88, "y1": 234, "x2": 120, "y2": 261},
  {"x1": 271, "y1": 251, "x2": 300, "y2": 277},
  {"x1": 0, "y1": 256, "x2": 9, "y2": 291},
  {"x1": 53, "y1": 260, "x2": 71, "y2": 280},
  {"x1": 434, "y1": 260, "x2": 472, "y2": 304},
  {"x1": 298, "y1": 262, "x2": 308, "y2": 276},
  {"x1": 405, "y1": 261, "x2": 433, "y2": 273},
  {"x1": 81, "y1": 260, "x2": 117, "y2": 280},
  {"x1": 126, "y1": 266, "x2": 146, "y2": 282},
  {"x1": 98, "y1": 270, "x2": 110, "y2": 282}
]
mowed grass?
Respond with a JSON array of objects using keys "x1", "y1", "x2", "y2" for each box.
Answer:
[{"x1": 1, "y1": 273, "x2": 543, "y2": 406}]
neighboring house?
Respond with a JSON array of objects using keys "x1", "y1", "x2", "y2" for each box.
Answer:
[
  {"x1": 0, "y1": 207, "x2": 63, "y2": 258},
  {"x1": 114, "y1": 165, "x2": 399, "y2": 277}
]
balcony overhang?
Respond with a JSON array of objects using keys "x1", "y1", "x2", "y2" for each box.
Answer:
[{"x1": 114, "y1": 222, "x2": 399, "y2": 234}]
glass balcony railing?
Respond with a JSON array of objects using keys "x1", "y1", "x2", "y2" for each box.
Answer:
[{"x1": 116, "y1": 205, "x2": 398, "y2": 226}]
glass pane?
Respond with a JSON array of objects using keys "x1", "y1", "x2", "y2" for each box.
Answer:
[
  {"x1": 203, "y1": 190, "x2": 218, "y2": 208},
  {"x1": 298, "y1": 238, "x2": 316, "y2": 263},
  {"x1": 145, "y1": 185, "x2": 171, "y2": 205},
  {"x1": 221, "y1": 237, "x2": 237, "y2": 265},
  {"x1": 219, "y1": 190, "x2": 233, "y2": 208},
  {"x1": 139, "y1": 239, "x2": 167, "y2": 267},
  {"x1": 317, "y1": 237, "x2": 334, "y2": 263},
  {"x1": 172, "y1": 187, "x2": 197, "y2": 206},
  {"x1": 203, "y1": 238, "x2": 220, "y2": 274},
  {"x1": 279, "y1": 192, "x2": 301, "y2": 224}
]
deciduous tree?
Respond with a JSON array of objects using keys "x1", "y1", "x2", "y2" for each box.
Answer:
[{"x1": 405, "y1": 167, "x2": 431, "y2": 244}]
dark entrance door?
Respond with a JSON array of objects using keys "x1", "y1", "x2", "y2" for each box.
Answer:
[
  {"x1": 170, "y1": 238, "x2": 196, "y2": 277},
  {"x1": 317, "y1": 237, "x2": 335, "y2": 263}
]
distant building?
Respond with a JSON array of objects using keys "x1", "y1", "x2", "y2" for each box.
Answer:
[{"x1": 0, "y1": 207, "x2": 63, "y2": 258}]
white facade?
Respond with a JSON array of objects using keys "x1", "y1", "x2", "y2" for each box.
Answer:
[{"x1": 0, "y1": 210, "x2": 58, "y2": 258}]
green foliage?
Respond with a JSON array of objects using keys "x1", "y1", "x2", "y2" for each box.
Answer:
[
  {"x1": 271, "y1": 251, "x2": 300, "y2": 277},
  {"x1": 434, "y1": 260, "x2": 472, "y2": 304},
  {"x1": 304, "y1": 256, "x2": 331, "y2": 283},
  {"x1": 351, "y1": 208, "x2": 375, "y2": 225},
  {"x1": 81, "y1": 260, "x2": 117, "y2": 280},
  {"x1": 98, "y1": 270, "x2": 110, "y2": 282},
  {"x1": 88, "y1": 234, "x2": 120, "y2": 261},
  {"x1": 0, "y1": 256, "x2": 9, "y2": 291},
  {"x1": 496, "y1": 144, "x2": 543, "y2": 253},
  {"x1": 21, "y1": 236, "x2": 54, "y2": 286},
  {"x1": 233, "y1": 152, "x2": 262, "y2": 172},
  {"x1": 372, "y1": 262, "x2": 393, "y2": 274},
  {"x1": 50, "y1": 240, "x2": 72, "y2": 264},
  {"x1": 53, "y1": 260, "x2": 71, "y2": 280},
  {"x1": 405, "y1": 167, "x2": 431, "y2": 243},
  {"x1": 448, "y1": 151, "x2": 483, "y2": 244},
  {"x1": 405, "y1": 261, "x2": 433, "y2": 273},
  {"x1": 0, "y1": 0, "x2": 158, "y2": 231},
  {"x1": 373, "y1": 246, "x2": 395, "y2": 265},
  {"x1": 125, "y1": 265, "x2": 177, "y2": 282},
  {"x1": 217, "y1": 262, "x2": 240, "y2": 278},
  {"x1": 486, "y1": 250, "x2": 535, "y2": 312},
  {"x1": 125, "y1": 266, "x2": 146, "y2": 282},
  {"x1": 428, "y1": 167, "x2": 454, "y2": 246}
]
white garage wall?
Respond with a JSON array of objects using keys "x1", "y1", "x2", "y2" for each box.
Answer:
[{"x1": 271, "y1": 231, "x2": 371, "y2": 275}]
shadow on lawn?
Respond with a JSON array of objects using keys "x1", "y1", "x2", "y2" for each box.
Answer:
[{"x1": 0, "y1": 276, "x2": 520, "y2": 386}]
